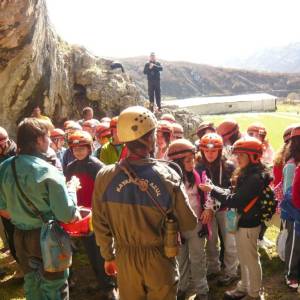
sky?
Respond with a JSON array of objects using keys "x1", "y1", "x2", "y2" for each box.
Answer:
[{"x1": 46, "y1": 0, "x2": 300, "y2": 66}]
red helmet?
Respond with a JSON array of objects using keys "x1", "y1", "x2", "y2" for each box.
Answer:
[
  {"x1": 161, "y1": 113, "x2": 176, "y2": 123},
  {"x1": 196, "y1": 121, "x2": 215, "y2": 138},
  {"x1": 217, "y1": 120, "x2": 239, "y2": 140},
  {"x1": 167, "y1": 138, "x2": 196, "y2": 160},
  {"x1": 0, "y1": 127, "x2": 8, "y2": 145},
  {"x1": 65, "y1": 121, "x2": 82, "y2": 132},
  {"x1": 247, "y1": 123, "x2": 267, "y2": 137},
  {"x1": 95, "y1": 123, "x2": 111, "y2": 138},
  {"x1": 199, "y1": 133, "x2": 223, "y2": 150},
  {"x1": 82, "y1": 119, "x2": 97, "y2": 129},
  {"x1": 291, "y1": 124, "x2": 300, "y2": 139},
  {"x1": 232, "y1": 137, "x2": 263, "y2": 164},
  {"x1": 60, "y1": 208, "x2": 92, "y2": 237},
  {"x1": 50, "y1": 128, "x2": 65, "y2": 139},
  {"x1": 284, "y1": 124, "x2": 299, "y2": 142},
  {"x1": 110, "y1": 116, "x2": 118, "y2": 129},
  {"x1": 172, "y1": 123, "x2": 184, "y2": 139},
  {"x1": 157, "y1": 120, "x2": 173, "y2": 134},
  {"x1": 68, "y1": 130, "x2": 93, "y2": 148}
]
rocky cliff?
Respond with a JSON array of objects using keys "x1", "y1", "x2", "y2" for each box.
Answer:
[{"x1": 0, "y1": 0, "x2": 140, "y2": 134}]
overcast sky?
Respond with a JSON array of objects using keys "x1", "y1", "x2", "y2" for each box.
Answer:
[{"x1": 46, "y1": 0, "x2": 300, "y2": 66}]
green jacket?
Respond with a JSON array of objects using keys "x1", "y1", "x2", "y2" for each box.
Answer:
[
  {"x1": 100, "y1": 141, "x2": 126, "y2": 165},
  {"x1": 0, "y1": 155, "x2": 77, "y2": 230}
]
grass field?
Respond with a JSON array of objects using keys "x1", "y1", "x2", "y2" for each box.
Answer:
[{"x1": 202, "y1": 104, "x2": 300, "y2": 151}]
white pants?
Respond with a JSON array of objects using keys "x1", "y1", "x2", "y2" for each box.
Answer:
[{"x1": 235, "y1": 226, "x2": 262, "y2": 298}]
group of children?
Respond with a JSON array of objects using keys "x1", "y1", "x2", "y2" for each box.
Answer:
[{"x1": 0, "y1": 105, "x2": 300, "y2": 300}]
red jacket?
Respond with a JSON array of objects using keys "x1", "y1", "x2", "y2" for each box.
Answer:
[{"x1": 273, "y1": 163, "x2": 283, "y2": 187}]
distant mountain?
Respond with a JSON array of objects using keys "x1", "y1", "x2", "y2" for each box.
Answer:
[
  {"x1": 120, "y1": 56, "x2": 300, "y2": 99},
  {"x1": 226, "y1": 43, "x2": 300, "y2": 73}
]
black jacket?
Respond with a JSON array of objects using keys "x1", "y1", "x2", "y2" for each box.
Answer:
[
  {"x1": 210, "y1": 164, "x2": 272, "y2": 228},
  {"x1": 143, "y1": 61, "x2": 163, "y2": 81}
]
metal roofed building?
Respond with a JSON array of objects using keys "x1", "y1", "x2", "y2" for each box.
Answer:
[{"x1": 163, "y1": 93, "x2": 277, "y2": 115}]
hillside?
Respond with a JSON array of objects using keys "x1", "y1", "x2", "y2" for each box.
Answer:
[
  {"x1": 226, "y1": 42, "x2": 300, "y2": 73},
  {"x1": 120, "y1": 56, "x2": 300, "y2": 99}
]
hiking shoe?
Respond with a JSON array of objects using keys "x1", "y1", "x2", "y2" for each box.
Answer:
[
  {"x1": 218, "y1": 274, "x2": 239, "y2": 286},
  {"x1": 285, "y1": 277, "x2": 298, "y2": 289},
  {"x1": 224, "y1": 288, "x2": 247, "y2": 300}
]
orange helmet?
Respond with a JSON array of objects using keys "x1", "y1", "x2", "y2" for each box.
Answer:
[
  {"x1": 196, "y1": 121, "x2": 215, "y2": 138},
  {"x1": 217, "y1": 120, "x2": 239, "y2": 140},
  {"x1": 157, "y1": 120, "x2": 173, "y2": 134},
  {"x1": 68, "y1": 130, "x2": 93, "y2": 148},
  {"x1": 232, "y1": 137, "x2": 263, "y2": 164},
  {"x1": 199, "y1": 133, "x2": 223, "y2": 150},
  {"x1": 283, "y1": 124, "x2": 296, "y2": 143},
  {"x1": 172, "y1": 123, "x2": 184, "y2": 139},
  {"x1": 247, "y1": 123, "x2": 267, "y2": 137},
  {"x1": 82, "y1": 119, "x2": 97, "y2": 129},
  {"x1": 167, "y1": 138, "x2": 196, "y2": 160},
  {"x1": 60, "y1": 208, "x2": 92, "y2": 237},
  {"x1": 50, "y1": 128, "x2": 65, "y2": 139},
  {"x1": 291, "y1": 124, "x2": 300, "y2": 139},
  {"x1": 95, "y1": 123, "x2": 111, "y2": 138},
  {"x1": 0, "y1": 127, "x2": 8, "y2": 145},
  {"x1": 110, "y1": 116, "x2": 118, "y2": 129},
  {"x1": 161, "y1": 113, "x2": 176, "y2": 123}
]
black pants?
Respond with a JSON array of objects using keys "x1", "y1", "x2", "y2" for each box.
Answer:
[
  {"x1": 81, "y1": 233, "x2": 115, "y2": 290},
  {"x1": 1, "y1": 216, "x2": 17, "y2": 261},
  {"x1": 148, "y1": 80, "x2": 161, "y2": 109}
]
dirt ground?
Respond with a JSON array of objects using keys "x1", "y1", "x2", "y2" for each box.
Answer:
[{"x1": 1, "y1": 229, "x2": 300, "y2": 300}]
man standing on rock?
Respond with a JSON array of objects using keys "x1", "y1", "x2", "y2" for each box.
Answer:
[{"x1": 144, "y1": 52, "x2": 163, "y2": 112}]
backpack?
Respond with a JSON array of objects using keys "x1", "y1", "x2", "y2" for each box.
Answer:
[{"x1": 259, "y1": 185, "x2": 277, "y2": 222}]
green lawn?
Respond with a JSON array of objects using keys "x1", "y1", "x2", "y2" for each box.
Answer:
[{"x1": 202, "y1": 109, "x2": 300, "y2": 151}]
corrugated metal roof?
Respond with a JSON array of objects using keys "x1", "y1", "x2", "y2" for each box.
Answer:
[{"x1": 163, "y1": 93, "x2": 277, "y2": 108}]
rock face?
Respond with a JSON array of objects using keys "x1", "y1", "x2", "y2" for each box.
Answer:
[{"x1": 0, "y1": 0, "x2": 140, "y2": 134}]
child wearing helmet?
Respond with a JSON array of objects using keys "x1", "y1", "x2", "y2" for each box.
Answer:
[
  {"x1": 196, "y1": 133, "x2": 238, "y2": 286},
  {"x1": 194, "y1": 121, "x2": 216, "y2": 148},
  {"x1": 155, "y1": 120, "x2": 173, "y2": 159},
  {"x1": 200, "y1": 136, "x2": 272, "y2": 300},
  {"x1": 99, "y1": 116, "x2": 128, "y2": 165},
  {"x1": 65, "y1": 130, "x2": 116, "y2": 298},
  {"x1": 93, "y1": 122, "x2": 112, "y2": 159},
  {"x1": 280, "y1": 124, "x2": 300, "y2": 291},
  {"x1": 167, "y1": 138, "x2": 213, "y2": 300},
  {"x1": 247, "y1": 122, "x2": 274, "y2": 167},
  {"x1": 50, "y1": 128, "x2": 66, "y2": 164},
  {"x1": 172, "y1": 123, "x2": 184, "y2": 140}
]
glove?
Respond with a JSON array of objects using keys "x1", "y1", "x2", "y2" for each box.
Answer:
[{"x1": 104, "y1": 260, "x2": 117, "y2": 276}]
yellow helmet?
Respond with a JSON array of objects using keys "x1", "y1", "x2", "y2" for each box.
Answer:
[{"x1": 117, "y1": 106, "x2": 157, "y2": 143}]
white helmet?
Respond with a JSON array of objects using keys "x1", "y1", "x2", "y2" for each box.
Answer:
[{"x1": 117, "y1": 106, "x2": 157, "y2": 143}]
